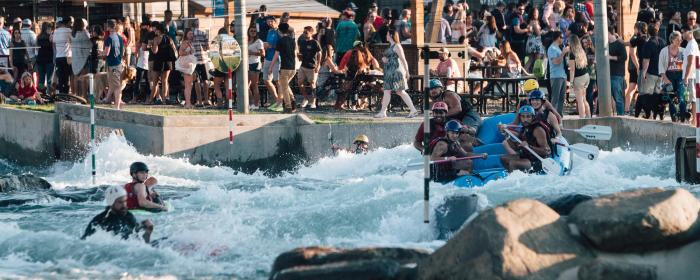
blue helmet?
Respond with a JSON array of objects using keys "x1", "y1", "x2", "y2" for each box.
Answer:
[
  {"x1": 429, "y1": 79, "x2": 443, "y2": 89},
  {"x1": 529, "y1": 89, "x2": 545, "y2": 100},
  {"x1": 445, "y1": 120, "x2": 463, "y2": 132},
  {"x1": 519, "y1": 105, "x2": 536, "y2": 115}
]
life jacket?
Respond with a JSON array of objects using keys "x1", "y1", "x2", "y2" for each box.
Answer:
[
  {"x1": 124, "y1": 181, "x2": 152, "y2": 210},
  {"x1": 535, "y1": 107, "x2": 558, "y2": 156},
  {"x1": 518, "y1": 120, "x2": 554, "y2": 160},
  {"x1": 430, "y1": 137, "x2": 461, "y2": 173}
]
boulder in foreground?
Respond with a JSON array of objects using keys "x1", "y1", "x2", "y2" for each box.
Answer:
[
  {"x1": 419, "y1": 198, "x2": 593, "y2": 280},
  {"x1": 569, "y1": 187, "x2": 700, "y2": 252}
]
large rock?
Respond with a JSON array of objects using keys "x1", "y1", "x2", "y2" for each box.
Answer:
[
  {"x1": 546, "y1": 194, "x2": 593, "y2": 216},
  {"x1": 419, "y1": 198, "x2": 593, "y2": 280},
  {"x1": 569, "y1": 187, "x2": 700, "y2": 252},
  {"x1": 577, "y1": 259, "x2": 657, "y2": 280},
  {"x1": 0, "y1": 174, "x2": 51, "y2": 193},
  {"x1": 435, "y1": 194, "x2": 480, "y2": 240},
  {"x1": 270, "y1": 247, "x2": 429, "y2": 280}
]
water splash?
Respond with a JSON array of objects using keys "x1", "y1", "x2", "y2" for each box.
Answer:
[{"x1": 0, "y1": 133, "x2": 690, "y2": 279}]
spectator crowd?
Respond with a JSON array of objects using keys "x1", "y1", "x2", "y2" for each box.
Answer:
[{"x1": 0, "y1": 0, "x2": 698, "y2": 123}]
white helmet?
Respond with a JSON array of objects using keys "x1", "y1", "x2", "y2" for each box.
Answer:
[{"x1": 104, "y1": 186, "x2": 127, "y2": 206}]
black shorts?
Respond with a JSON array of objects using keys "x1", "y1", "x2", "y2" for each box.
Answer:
[
  {"x1": 153, "y1": 60, "x2": 173, "y2": 72},
  {"x1": 529, "y1": 158, "x2": 543, "y2": 173},
  {"x1": 212, "y1": 69, "x2": 227, "y2": 78},
  {"x1": 194, "y1": 64, "x2": 208, "y2": 81},
  {"x1": 430, "y1": 164, "x2": 459, "y2": 183},
  {"x1": 629, "y1": 67, "x2": 638, "y2": 84}
]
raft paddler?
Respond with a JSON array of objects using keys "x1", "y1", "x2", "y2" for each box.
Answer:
[
  {"x1": 499, "y1": 106, "x2": 553, "y2": 172},
  {"x1": 430, "y1": 120, "x2": 488, "y2": 182},
  {"x1": 428, "y1": 79, "x2": 483, "y2": 132},
  {"x1": 414, "y1": 102, "x2": 480, "y2": 154},
  {"x1": 82, "y1": 186, "x2": 154, "y2": 243},
  {"x1": 125, "y1": 162, "x2": 168, "y2": 212},
  {"x1": 331, "y1": 135, "x2": 370, "y2": 154},
  {"x1": 503, "y1": 89, "x2": 562, "y2": 140}
]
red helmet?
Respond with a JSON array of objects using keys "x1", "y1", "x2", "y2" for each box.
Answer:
[{"x1": 432, "y1": 102, "x2": 448, "y2": 112}]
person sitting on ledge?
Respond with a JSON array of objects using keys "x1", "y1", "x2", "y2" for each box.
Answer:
[
  {"x1": 124, "y1": 162, "x2": 168, "y2": 212},
  {"x1": 9, "y1": 72, "x2": 44, "y2": 104},
  {"x1": 332, "y1": 134, "x2": 370, "y2": 154},
  {"x1": 82, "y1": 185, "x2": 154, "y2": 243}
]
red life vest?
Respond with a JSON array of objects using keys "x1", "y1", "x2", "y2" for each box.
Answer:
[{"x1": 124, "y1": 181, "x2": 152, "y2": 210}]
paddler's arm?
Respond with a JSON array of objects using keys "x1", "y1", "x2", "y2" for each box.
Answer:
[
  {"x1": 430, "y1": 141, "x2": 449, "y2": 161},
  {"x1": 547, "y1": 112, "x2": 563, "y2": 139},
  {"x1": 544, "y1": 100, "x2": 563, "y2": 124},
  {"x1": 445, "y1": 93, "x2": 462, "y2": 118},
  {"x1": 134, "y1": 184, "x2": 168, "y2": 211},
  {"x1": 137, "y1": 219, "x2": 154, "y2": 244}
]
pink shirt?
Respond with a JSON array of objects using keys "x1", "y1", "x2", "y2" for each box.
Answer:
[{"x1": 436, "y1": 58, "x2": 461, "y2": 85}]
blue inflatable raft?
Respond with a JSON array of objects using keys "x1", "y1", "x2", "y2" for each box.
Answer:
[{"x1": 446, "y1": 113, "x2": 572, "y2": 188}]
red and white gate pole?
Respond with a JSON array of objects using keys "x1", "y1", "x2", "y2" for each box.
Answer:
[
  {"x1": 228, "y1": 69, "x2": 234, "y2": 144},
  {"x1": 695, "y1": 57, "x2": 700, "y2": 172}
]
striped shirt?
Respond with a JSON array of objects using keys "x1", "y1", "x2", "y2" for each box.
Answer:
[{"x1": 192, "y1": 29, "x2": 209, "y2": 63}]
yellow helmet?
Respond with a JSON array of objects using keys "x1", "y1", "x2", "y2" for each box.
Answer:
[
  {"x1": 354, "y1": 135, "x2": 369, "y2": 144},
  {"x1": 523, "y1": 79, "x2": 539, "y2": 91}
]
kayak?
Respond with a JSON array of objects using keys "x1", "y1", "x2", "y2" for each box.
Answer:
[
  {"x1": 445, "y1": 113, "x2": 572, "y2": 188},
  {"x1": 128, "y1": 201, "x2": 174, "y2": 214}
]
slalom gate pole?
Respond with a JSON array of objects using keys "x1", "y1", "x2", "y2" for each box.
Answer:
[
  {"x1": 695, "y1": 57, "x2": 699, "y2": 173},
  {"x1": 228, "y1": 68, "x2": 234, "y2": 144},
  {"x1": 422, "y1": 46, "x2": 431, "y2": 224},
  {"x1": 89, "y1": 75, "x2": 96, "y2": 185}
]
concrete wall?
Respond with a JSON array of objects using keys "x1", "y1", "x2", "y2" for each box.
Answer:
[
  {"x1": 562, "y1": 117, "x2": 695, "y2": 155},
  {"x1": 2, "y1": 103, "x2": 696, "y2": 172},
  {"x1": 0, "y1": 107, "x2": 58, "y2": 166}
]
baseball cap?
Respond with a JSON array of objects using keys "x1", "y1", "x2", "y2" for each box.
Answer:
[{"x1": 22, "y1": 19, "x2": 31, "y2": 26}]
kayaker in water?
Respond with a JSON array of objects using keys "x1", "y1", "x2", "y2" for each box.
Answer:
[
  {"x1": 427, "y1": 79, "x2": 483, "y2": 132},
  {"x1": 499, "y1": 106, "x2": 553, "y2": 172},
  {"x1": 413, "y1": 102, "x2": 481, "y2": 154},
  {"x1": 82, "y1": 186, "x2": 154, "y2": 243},
  {"x1": 430, "y1": 120, "x2": 488, "y2": 182},
  {"x1": 331, "y1": 135, "x2": 370, "y2": 154},
  {"x1": 125, "y1": 162, "x2": 168, "y2": 212}
]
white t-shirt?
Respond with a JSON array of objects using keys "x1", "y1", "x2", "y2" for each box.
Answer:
[
  {"x1": 248, "y1": 39, "x2": 264, "y2": 64},
  {"x1": 53, "y1": 27, "x2": 72, "y2": 58},
  {"x1": 683, "y1": 39, "x2": 700, "y2": 80},
  {"x1": 137, "y1": 47, "x2": 149, "y2": 70}
]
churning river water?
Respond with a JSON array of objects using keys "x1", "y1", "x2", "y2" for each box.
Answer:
[{"x1": 0, "y1": 134, "x2": 697, "y2": 279}]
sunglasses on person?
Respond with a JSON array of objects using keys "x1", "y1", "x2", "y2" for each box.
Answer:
[{"x1": 690, "y1": 17, "x2": 697, "y2": 21}]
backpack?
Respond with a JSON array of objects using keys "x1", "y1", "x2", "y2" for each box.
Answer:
[{"x1": 533, "y1": 58, "x2": 546, "y2": 79}]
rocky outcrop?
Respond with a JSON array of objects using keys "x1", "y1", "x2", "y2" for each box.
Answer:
[
  {"x1": 0, "y1": 174, "x2": 51, "y2": 193},
  {"x1": 546, "y1": 194, "x2": 593, "y2": 215},
  {"x1": 569, "y1": 188, "x2": 700, "y2": 252},
  {"x1": 418, "y1": 198, "x2": 594, "y2": 280},
  {"x1": 269, "y1": 247, "x2": 429, "y2": 280},
  {"x1": 434, "y1": 194, "x2": 480, "y2": 240},
  {"x1": 577, "y1": 259, "x2": 657, "y2": 280}
]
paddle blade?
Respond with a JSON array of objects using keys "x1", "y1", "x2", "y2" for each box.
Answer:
[
  {"x1": 569, "y1": 143, "x2": 600, "y2": 160},
  {"x1": 576, "y1": 125, "x2": 612, "y2": 140},
  {"x1": 540, "y1": 158, "x2": 562, "y2": 175}
]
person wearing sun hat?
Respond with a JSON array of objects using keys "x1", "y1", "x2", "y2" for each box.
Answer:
[{"x1": 81, "y1": 185, "x2": 154, "y2": 243}]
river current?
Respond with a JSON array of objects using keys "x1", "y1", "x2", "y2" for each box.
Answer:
[{"x1": 0, "y1": 134, "x2": 696, "y2": 279}]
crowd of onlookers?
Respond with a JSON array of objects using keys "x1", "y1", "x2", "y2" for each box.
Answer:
[{"x1": 0, "y1": 0, "x2": 699, "y2": 122}]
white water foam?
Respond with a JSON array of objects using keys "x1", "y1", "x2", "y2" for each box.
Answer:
[{"x1": 0, "y1": 133, "x2": 692, "y2": 279}]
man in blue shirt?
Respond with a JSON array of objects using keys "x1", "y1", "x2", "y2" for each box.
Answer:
[
  {"x1": 0, "y1": 17, "x2": 10, "y2": 56},
  {"x1": 262, "y1": 17, "x2": 283, "y2": 110},
  {"x1": 102, "y1": 19, "x2": 125, "y2": 110},
  {"x1": 255, "y1": 5, "x2": 269, "y2": 41},
  {"x1": 547, "y1": 31, "x2": 570, "y2": 115},
  {"x1": 334, "y1": 11, "x2": 360, "y2": 65}
]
